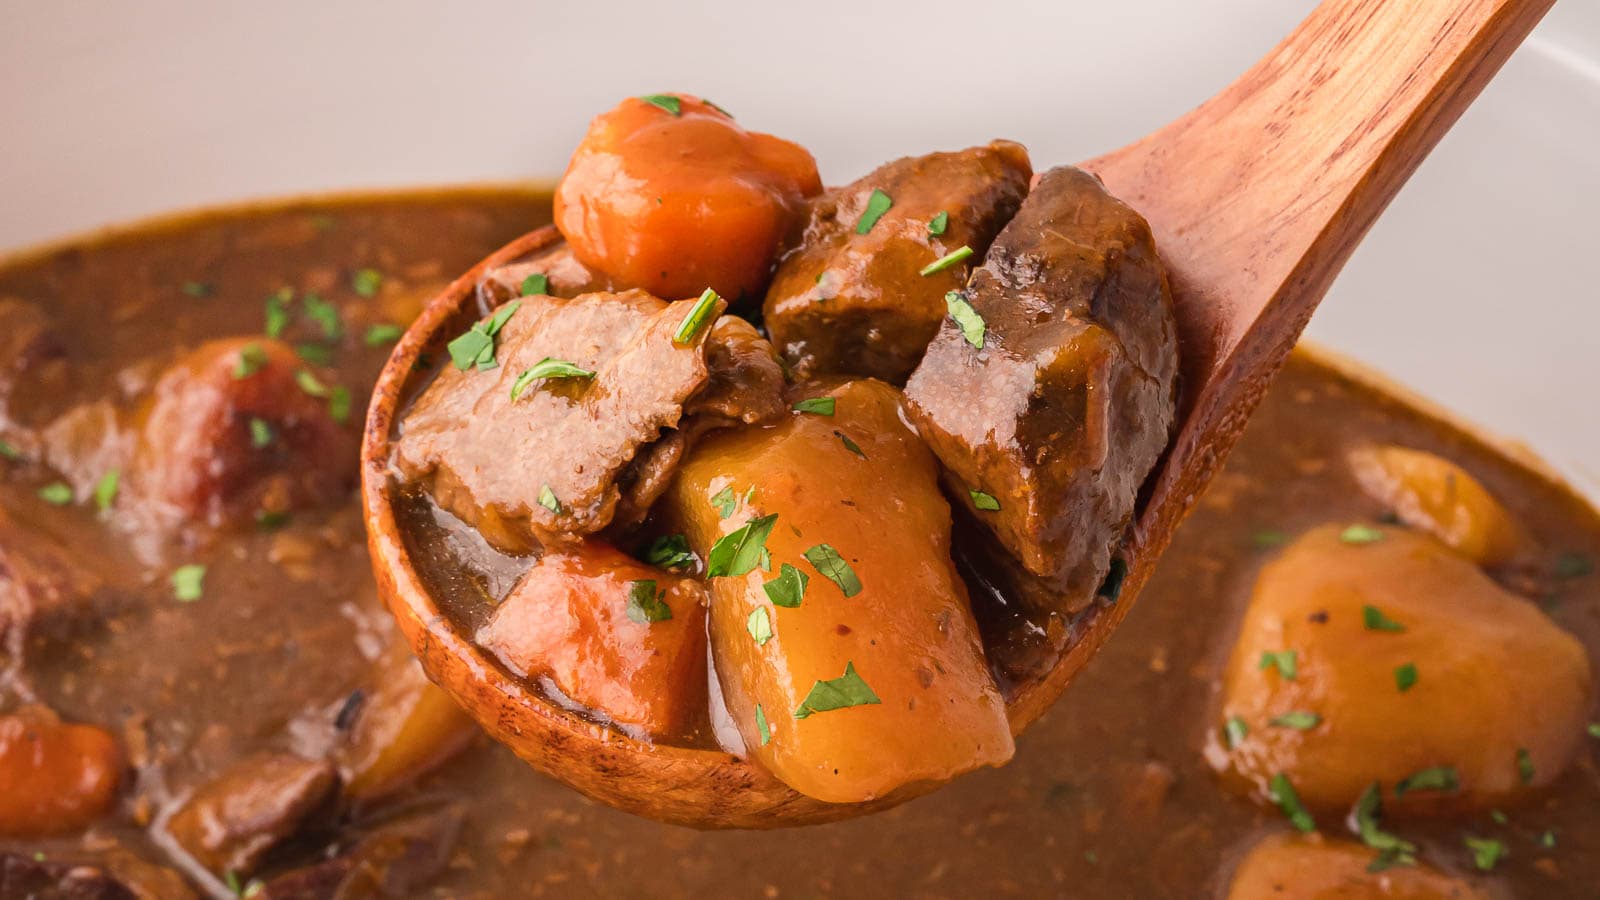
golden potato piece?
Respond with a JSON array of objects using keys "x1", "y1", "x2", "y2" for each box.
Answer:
[
  {"x1": 1216, "y1": 524, "x2": 1590, "y2": 814},
  {"x1": 666, "y1": 379, "x2": 1013, "y2": 803},
  {"x1": 337, "y1": 648, "x2": 480, "y2": 802},
  {"x1": 1226, "y1": 833, "x2": 1487, "y2": 900},
  {"x1": 1347, "y1": 445, "x2": 1522, "y2": 566}
]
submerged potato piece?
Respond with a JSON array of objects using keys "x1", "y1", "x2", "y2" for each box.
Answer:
[
  {"x1": 555, "y1": 94, "x2": 821, "y2": 300},
  {"x1": 1347, "y1": 444, "x2": 1523, "y2": 566},
  {"x1": 764, "y1": 142, "x2": 1032, "y2": 383},
  {"x1": 475, "y1": 541, "x2": 707, "y2": 739},
  {"x1": 128, "y1": 338, "x2": 357, "y2": 529},
  {"x1": 337, "y1": 648, "x2": 479, "y2": 802},
  {"x1": 1226, "y1": 833, "x2": 1487, "y2": 900},
  {"x1": 667, "y1": 379, "x2": 1013, "y2": 803},
  {"x1": 1216, "y1": 524, "x2": 1591, "y2": 814},
  {"x1": 0, "y1": 706, "x2": 121, "y2": 836},
  {"x1": 904, "y1": 166, "x2": 1179, "y2": 612}
]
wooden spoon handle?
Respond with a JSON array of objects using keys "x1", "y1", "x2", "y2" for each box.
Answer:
[{"x1": 1089, "y1": 0, "x2": 1554, "y2": 546}]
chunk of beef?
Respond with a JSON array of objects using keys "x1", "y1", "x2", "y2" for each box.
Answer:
[
  {"x1": 479, "y1": 241, "x2": 614, "y2": 305},
  {"x1": 38, "y1": 401, "x2": 132, "y2": 505},
  {"x1": 688, "y1": 316, "x2": 786, "y2": 425},
  {"x1": 0, "y1": 506, "x2": 107, "y2": 656},
  {"x1": 394, "y1": 291, "x2": 783, "y2": 553},
  {"x1": 0, "y1": 849, "x2": 195, "y2": 900},
  {"x1": 905, "y1": 166, "x2": 1179, "y2": 611},
  {"x1": 764, "y1": 142, "x2": 1032, "y2": 383},
  {"x1": 0, "y1": 298, "x2": 68, "y2": 425},
  {"x1": 164, "y1": 752, "x2": 339, "y2": 876},
  {"x1": 253, "y1": 805, "x2": 463, "y2": 900}
]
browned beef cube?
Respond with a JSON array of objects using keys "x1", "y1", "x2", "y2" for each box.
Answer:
[
  {"x1": 164, "y1": 752, "x2": 339, "y2": 876},
  {"x1": 904, "y1": 166, "x2": 1179, "y2": 610},
  {"x1": 763, "y1": 142, "x2": 1032, "y2": 383}
]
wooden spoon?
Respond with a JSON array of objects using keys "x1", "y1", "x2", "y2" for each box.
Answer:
[{"x1": 361, "y1": 0, "x2": 1555, "y2": 828}]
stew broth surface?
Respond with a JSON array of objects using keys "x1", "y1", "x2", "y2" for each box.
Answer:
[{"x1": 0, "y1": 188, "x2": 1596, "y2": 898}]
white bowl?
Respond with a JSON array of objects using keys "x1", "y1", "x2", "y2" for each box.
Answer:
[{"x1": 2, "y1": 0, "x2": 1595, "y2": 491}]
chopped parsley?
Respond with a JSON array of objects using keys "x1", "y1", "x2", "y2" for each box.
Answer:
[
  {"x1": 854, "y1": 189, "x2": 893, "y2": 234},
  {"x1": 171, "y1": 564, "x2": 207, "y2": 602},
  {"x1": 1516, "y1": 747, "x2": 1535, "y2": 784},
  {"x1": 1099, "y1": 557, "x2": 1129, "y2": 603},
  {"x1": 1554, "y1": 552, "x2": 1593, "y2": 578},
  {"x1": 1394, "y1": 662, "x2": 1418, "y2": 692},
  {"x1": 1223, "y1": 716, "x2": 1249, "y2": 748},
  {"x1": 1258, "y1": 649, "x2": 1298, "y2": 680},
  {"x1": 639, "y1": 94, "x2": 682, "y2": 116},
  {"x1": 673, "y1": 289, "x2": 721, "y2": 344},
  {"x1": 1464, "y1": 836, "x2": 1506, "y2": 872},
  {"x1": 37, "y1": 482, "x2": 73, "y2": 505},
  {"x1": 233, "y1": 343, "x2": 268, "y2": 379},
  {"x1": 1588, "y1": 722, "x2": 1600, "y2": 739},
  {"x1": 969, "y1": 489, "x2": 1001, "y2": 511},
  {"x1": 1540, "y1": 830, "x2": 1557, "y2": 849},
  {"x1": 328, "y1": 386, "x2": 352, "y2": 424},
  {"x1": 0, "y1": 439, "x2": 19, "y2": 460},
  {"x1": 520, "y1": 273, "x2": 550, "y2": 296},
  {"x1": 1268, "y1": 773, "x2": 1315, "y2": 833},
  {"x1": 302, "y1": 293, "x2": 343, "y2": 339},
  {"x1": 624, "y1": 580, "x2": 672, "y2": 624},
  {"x1": 835, "y1": 431, "x2": 865, "y2": 457},
  {"x1": 448, "y1": 300, "x2": 521, "y2": 371},
  {"x1": 803, "y1": 544, "x2": 862, "y2": 597},
  {"x1": 255, "y1": 509, "x2": 290, "y2": 531},
  {"x1": 538, "y1": 485, "x2": 562, "y2": 514},
  {"x1": 793, "y1": 661, "x2": 880, "y2": 719},
  {"x1": 1253, "y1": 530, "x2": 1289, "y2": 548},
  {"x1": 944, "y1": 291, "x2": 986, "y2": 348},
  {"x1": 181, "y1": 281, "x2": 214, "y2": 298},
  {"x1": 1362, "y1": 604, "x2": 1406, "y2": 632},
  {"x1": 755, "y1": 704, "x2": 771, "y2": 746},
  {"x1": 1353, "y1": 783, "x2": 1417, "y2": 870},
  {"x1": 1269, "y1": 710, "x2": 1321, "y2": 730},
  {"x1": 792, "y1": 397, "x2": 835, "y2": 416},
  {"x1": 294, "y1": 343, "x2": 333, "y2": 365},
  {"x1": 710, "y1": 486, "x2": 739, "y2": 519},
  {"x1": 763, "y1": 563, "x2": 808, "y2": 608},
  {"x1": 510, "y1": 358, "x2": 595, "y2": 400},
  {"x1": 1340, "y1": 524, "x2": 1385, "y2": 544},
  {"x1": 642, "y1": 534, "x2": 696, "y2": 571},
  {"x1": 1395, "y1": 765, "x2": 1459, "y2": 796},
  {"x1": 294, "y1": 369, "x2": 330, "y2": 397},
  {"x1": 919, "y1": 244, "x2": 973, "y2": 277},
  {"x1": 746, "y1": 607, "x2": 773, "y2": 645},
  {"x1": 93, "y1": 469, "x2": 120, "y2": 513},
  {"x1": 364, "y1": 323, "x2": 403, "y2": 346},
  {"x1": 707, "y1": 514, "x2": 779, "y2": 578},
  {"x1": 927, "y1": 211, "x2": 949, "y2": 236},
  {"x1": 248, "y1": 417, "x2": 273, "y2": 449},
  {"x1": 350, "y1": 268, "x2": 383, "y2": 298},
  {"x1": 264, "y1": 288, "x2": 292, "y2": 337}
]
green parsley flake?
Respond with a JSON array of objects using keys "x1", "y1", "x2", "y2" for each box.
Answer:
[
  {"x1": 302, "y1": 293, "x2": 343, "y2": 339},
  {"x1": 1395, "y1": 766, "x2": 1459, "y2": 796},
  {"x1": 1253, "y1": 530, "x2": 1289, "y2": 548},
  {"x1": 1223, "y1": 716, "x2": 1249, "y2": 749},
  {"x1": 747, "y1": 607, "x2": 773, "y2": 645},
  {"x1": 919, "y1": 244, "x2": 974, "y2": 277},
  {"x1": 792, "y1": 397, "x2": 835, "y2": 416},
  {"x1": 793, "y1": 661, "x2": 880, "y2": 719},
  {"x1": 1259, "y1": 649, "x2": 1298, "y2": 680},
  {"x1": 1340, "y1": 524, "x2": 1386, "y2": 544},
  {"x1": 764, "y1": 563, "x2": 809, "y2": 608},
  {"x1": 182, "y1": 281, "x2": 214, "y2": 298},
  {"x1": 38, "y1": 482, "x2": 73, "y2": 505},
  {"x1": 93, "y1": 469, "x2": 120, "y2": 513},
  {"x1": 233, "y1": 343, "x2": 268, "y2": 379},
  {"x1": 707, "y1": 514, "x2": 779, "y2": 578},
  {"x1": 1516, "y1": 747, "x2": 1534, "y2": 784},
  {"x1": 1554, "y1": 552, "x2": 1593, "y2": 579},
  {"x1": 1362, "y1": 604, "x2": 1406, "y2": 632},
  {"x1": 854, "y1": 189, "x2": 893, "y2": 235},
  {"x1": 364, "y1": 323, "x2": 403, "y2": 346},
  {"x1": 0, "y1": 439, "x2": 20, "y2": 461},
  {"x1": 294, "y1": 369, "x2": 330, "y2": 397},
  {"x1": 927, "y1": 211, "x2": 949, "y2": 236},
  {"x1": 944, "y1": 291, "x2": 986, "y2": 348},
  {"x1": 1588, "y1": 722, "x2": 1600, "y2": 739},
  {"x1": 673, "y1": 289, "x2": 721, "y2": 344},
  {"x1": 1464, "y1": 836, "x2": 1506, "y2": 872},
  {"x1": 639, "y1": 94, "x2": 682, "y2": 116},
  {"x1": 625, "y1": 579, "x2": 672, "y2": 624},
  {"x1": 1099, "y1": 557, "x2": 1129, "y2": 603},
  {"x1": 1268, "y1": 773, "x2": 1315, "y2": 833},
  {"x1": 1353, "y1": 782, "x2": 1417, "y2": 870},
  {"x1": 448, "y1": 301, "x2": 522, "y2": 371},
  {"x1": 710, "y1": 486, "x2": 738, "y2": 519},
  {"x1": 1540, "y1": 830, "x2": 1557, "y2": 849},
  {"x1": 1490, "y1": 809, "x2": 1509, "y2": 824},
  {"x1": 755, "y1": 704, "x2": 771, "y2": 746},
  {"x1": 642, "y1": 534, "x2": 696, "y2": 571},
  {"x1": 294, "y1": 343, "x2": 333, "y2": 366},
  {"x1": 510, "y1": 358, "x2": 595, "y2": 400},
  {"x1": 1269, "y1": 710, "x2": 1321, "y2": 730},
  {"x1": 351, "y1": 268, "x2": 383, "y2": 298},
  {"x1": 970, "y1": 489, "x2": 1001, "y2": 511},
  {"x1": 835, "y1": 431, "x2": 865, "y2": 457},
  {"x1": 538, "y1": 485, "x2": 562, "y2": 514},
  {"x1": 520, "y1": 273, "x2": 550, "y2": 296},
  {"x1": 1394, "y1": 662, "x2": 1418, "y2": 692},
  {"x1": 803, "y1": 543, "x2": 862, "y2": 597},
  {"x1": 265, "y1": 289, "x2": 292, "y2": 338},
  {"x1": 171, "y1": 564, "x2": 207, "y2": 602},
  {"x1": 328, "y1": 386, "x2": 352, "y2": 424},
  {"x1": 255, "y1": 509, "x2": 290, "y2": 531}
]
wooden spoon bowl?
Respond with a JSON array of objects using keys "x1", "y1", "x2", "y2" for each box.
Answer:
[{"x1": 363, "y1": 0, "x2": 1554, "y2": 829}]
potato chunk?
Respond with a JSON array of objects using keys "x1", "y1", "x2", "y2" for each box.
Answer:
[
  {"x1": 1226, "y1": 833, "x2": 1487, "y2": 900},
  {"x1": 1347, "y1": 444, "x2": 1523, "y2": 565},
  {"x1": 1215, "y1": 524, "x2": 1591, "y2": 814},
  {"x1": 666, "y1": 379, "x2": 1013, "y2": 803},
  {"x1": 475, "y1": 541, "x2": 708, "y2": 740},
  {"x1": 0, "y1": 706, "x2": 121, "y2": 836},
  {"x1": 337, "y1": 647, "x2": 479, "y2": 802}
]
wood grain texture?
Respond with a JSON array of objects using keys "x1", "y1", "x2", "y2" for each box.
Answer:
[{"x1": 362, "y1": 0, "x2": 1554, "y2": 828}]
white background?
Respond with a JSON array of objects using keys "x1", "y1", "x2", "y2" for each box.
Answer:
[{"x1": 3, "y1": 0, "x2": 1597, "y2": 491}]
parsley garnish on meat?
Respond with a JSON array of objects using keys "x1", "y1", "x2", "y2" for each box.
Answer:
[
  {"x1": 520, "y1": 273, "x2": 550, "y2": 296},
  {"x1": 854, "y1": 189, "x2": 893, "y2": 234},
  {"x1": 707, "y1": 514, "x2": 779, "y2": 578},
  {"x1": 93, "y1": 469, "x2": 120, "y2": 513},
  {"x1": 1516, "y1": 747, "x2": 1535, "y2": 784},
  {"x1": 674, "y1": 289, "x2": 721, "y2": 344},
  {"x1": 642, "y1": 534, "x2": 696, "y2": 571},
  {"x1": 927, "y1": 211, "x2": 949, "y2": 236},
  {"x1": 1269, "y1": 711, "x2": 1321, "y2": 730},
  {"x1": 181, "y1": 281, "x2": 213, "y2": 298},
  {"x1": 0, "y1": 440, "x2": 19, "y2": 461},
  {"x1": 448, "y1": 300, "x2": 521, "y2": 371},
  {"x1": 746, "y1": 607, "x2": 773, "y2": 645},
  {"x1": 1394, "y1": 662, "x2": 1418, "y2": 692},
  {"x1": 350, "y1": 268, "x2": 383, "y2": 298},
  {"x1": 792, "y1": 397, "x2": 835, "y2": 416},
  {"x1": 945, "y1": 291, "x2": 986, "y2": 349},
  {"x1": 538, "y1": 485, "x2": 562, "y2": 514},
  {"x1": 302, "y1": 293, "x2": 343, "y2": 339},
  {"x1": 1464, "y1": 836, "x2": 1507, "y2": 871},
  {"x1": 710, "y1": 487, "x2": 739, "y2": 519},
  {"x1": 264, "y1": 288, "x2": 292, "y2": 338},
  {"x1": 233, "y1": 343, "x2": 268, "y2": 379},
  {"x1": 1099, "y1": 557, "x2": 1129, "y2": 603},
  {"x1": 803, "y1": 544, "x2": 862, "y2": 597},
  {"x1": 1268, "y1": 773, "x2": 1315, "y2": 832},
  {"x1": 1340, "y1": 524, "x2": 1385, "y2": 544},
  {"x1": 1362, "y1": 604, "x2": 1405, "y2": 632},
  {"x1": 37, "y1": 482, "x2": 73, "y2": 505},
  {"x1": 764, "y1": 563, "x2": 809, "y2": 608},
  {"x1": 510, "y1": 358, "x2": 595, "y2": 400},
  {"x1": 1223, "y1": 716, "x2": 1249, "y2": 749},
  {"x1": 794, "y1": 662, "x2": 881, "y2": 719},
  {"x1": 969, "y1": 490, "x2": 1001, "y2": 511},
  {"x1": 1259, "y1": 649, "x2": 1298, "y2": 680},
  {"x1": 625, "y1": 580, "x2": 672, "y2": 624},
  {"x1": 364, "y1": 323, "x2": 403, "y2": 346},
  {"x1": 919, "y1": 245, "x2": 973, "y2": 277},
  {"x1": 1395, "y1": 765, "x2": 1459, "y2": 796},
  {"x1": 639, "y1": 94, "x2": 683, "y2": 116},
  {"x1": 171, "y1": 564, "x2": 207, "y2": 602}
]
